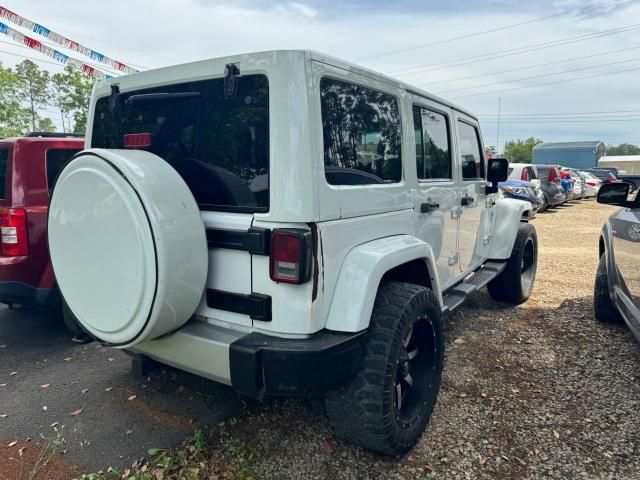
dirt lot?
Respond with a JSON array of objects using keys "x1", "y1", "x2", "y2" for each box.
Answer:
[
  {"x1": 192, "y1": 200, "x2": 640, "y2": 480},
  {"x1": 3, "y1": 200, "x2": 640, "y2": 479}
]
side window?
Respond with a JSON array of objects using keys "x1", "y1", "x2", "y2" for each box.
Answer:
[
  {"x1": 320, "y1": 78, "x2": 402, "y2": 185},
  {"x1": 457, "y1": 121, "x2": 485, "y2": 180},
  {"x1": 47, "y1": 149, "x2": 82, "y2": 193},
  {"x1": 528, "y1": 167, "x2": 538, "y2": 180},
  {"x1": 0, "y1": 149, "x2": 8, "y2": 199},
  {"x1": 413, "y1": 106, "x2": 451, "y2": 180}
]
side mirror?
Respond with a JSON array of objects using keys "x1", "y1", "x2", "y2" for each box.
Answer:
[
  {"x1": 597, "y1": 182, "x2": 635, "y2": 207},
  {"x1": 486, "y1": 158, "x2": 509, "y2": 194}
]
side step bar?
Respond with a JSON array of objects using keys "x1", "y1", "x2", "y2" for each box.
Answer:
[{"x1": 441, "y1": 261, "x2": 506, "y2": 313}]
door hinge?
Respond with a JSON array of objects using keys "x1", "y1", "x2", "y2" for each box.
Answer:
[
  {"x1": 486, "y1": 197, "x2": 496, "y2": 209},
  {"x1": 448, "y1": 252, "x2": 459, "y2": 266},
  {"x1": 451, "y1": 206, "x2": 462, "y2": 220},
  {"x1": 483, "y1": 235, "x2": 492, "y2": 246}
]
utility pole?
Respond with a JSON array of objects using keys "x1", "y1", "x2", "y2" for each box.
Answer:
[{"x1": 496, "y1": 97, "x2": 501, "y2": 155}]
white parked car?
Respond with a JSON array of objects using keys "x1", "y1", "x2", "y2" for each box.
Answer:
[
  {"x1": 508, "y1": 163, "x2": 541, "y2": 187},
  {"x1": 580, "y1": 171, "x2": 602, "y2": 197},
  {"x1": 47, "y1": 50, "x2": 537, "y2": 455}
]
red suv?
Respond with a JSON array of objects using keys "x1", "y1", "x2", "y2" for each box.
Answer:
[{"x1": 0, "y1": 133, "x2": 84, "y2": 310}]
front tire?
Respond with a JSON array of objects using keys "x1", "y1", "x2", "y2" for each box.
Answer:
[
  {"x1": 593, "y1": 254, "x2": 623, "y2": 324},
  {"x1": 325, "y1": 282, "x2": 444, "y2": 456},
  {"x1": 488, "y1": 223, "x2": 538, "y2": 304}
]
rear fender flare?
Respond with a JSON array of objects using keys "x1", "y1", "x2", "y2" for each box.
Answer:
[
  {"x1": 488, "y1": 199, "x2": 532, "y2": 259},
  {"x1": 324, "y1": 235, "x2": 441, "y2": 333}
]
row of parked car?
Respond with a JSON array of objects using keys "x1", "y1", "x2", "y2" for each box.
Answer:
[{"x1": 499, "y1": 163, "x2": 624, "y2": 215}]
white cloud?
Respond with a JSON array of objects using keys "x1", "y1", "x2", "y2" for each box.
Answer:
[{"x1": 1, "y1": 0, "x2": 639, "y2": 145}]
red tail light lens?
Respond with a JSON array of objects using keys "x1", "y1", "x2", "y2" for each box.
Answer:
[
  {"x1": 521, "y1": 170, "x2": 527, "y2": 181},
  {"x1": 124, "y1": 133, "x2": 152, "y2": 149},
  {"x1": 0, "y1": 208, "x2": 29, "y2": 257},
  {"x1": 270, "y1": 229, "x2": 312, "y2": 284},
  {"x1": 586, "y1": 181, "x2": 597, "y2": 186},
  {"x1": 548, "y1": 169, "x2": 555, "y2": 182}
]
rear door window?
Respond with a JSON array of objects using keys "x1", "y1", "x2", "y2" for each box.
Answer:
[
  {"x1": 92, "y1": 75, "x2": 270, "y2": 212},
  {"x1": 413, "y1": 106, "x2": 451, "y2": 180},
  {"x1": 320, "y1": 78, "x2": 402, "y2": 185},
  {"x1": 47, "y1": 149, "x2": 81, "y2": 193},
  {"x1": 0, "y1": 149, "x2": 8, "y2": 199},
  {"x1": 457, "y1": 121, "x2": 485, "y2": 180}
]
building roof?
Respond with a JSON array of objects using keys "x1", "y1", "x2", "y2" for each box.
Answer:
[{"x1": 533, "y1": 141, "x2": 604, "y2": 150}]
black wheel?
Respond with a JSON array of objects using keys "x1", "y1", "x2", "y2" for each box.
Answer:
[
  {"x1": 325, "y1": 282, "x2": 444, "y2": 456},
  {"x1": 488, "y1": 223, "x2": 538, "y2": 304},
  {"x1": 594, "y1": 254, "x2": 623, "y2": 324}
]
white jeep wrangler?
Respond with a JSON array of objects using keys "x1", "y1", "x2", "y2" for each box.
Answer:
[{"x1": 48, "y1": 50, "x2": 537, "y2": 455}]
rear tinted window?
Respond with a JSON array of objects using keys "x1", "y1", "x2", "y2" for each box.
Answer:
[
  {"x1": 320, "y1": 78, "x2": 402, "y2": 185},
  {"x1": 413, "y1": 106, "x2": 451, "y2": 180},
  {"x1": 0, "y1": 149, "x2": 7, "y2": 199},
  {"x1": 92, "y1": 75, "x2": 269, "y2": 212},
  {"x1": 47, "y1": 149, "x2": 81, "y2": 193}
]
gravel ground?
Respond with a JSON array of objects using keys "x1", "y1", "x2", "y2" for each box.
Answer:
[{"x1": 199, "y1": 200, "x2": 640, "y2": 480}]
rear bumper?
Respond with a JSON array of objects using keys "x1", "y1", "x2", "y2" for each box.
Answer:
[
  {"x1": 0, "y1": 255, "x2": 57, "y2": 305},
  {"x1": 0, "y1": 281, "x2": 59, "y2": 306},
  {"x1": 129, "y1": 321, "x2": 364, "y2": 399}
]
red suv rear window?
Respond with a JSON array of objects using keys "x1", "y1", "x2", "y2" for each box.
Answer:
[
  {"x1": 0, "y1": 149, "x2": 8, "y2": 199},
  {"x1": 46, "y1": 149, "x2": 81, "y2": 193}
]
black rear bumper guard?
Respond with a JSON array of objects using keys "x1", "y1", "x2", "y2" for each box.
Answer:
[{"x1": 229, "y1": 330, "x2": 365, "y2": 399}]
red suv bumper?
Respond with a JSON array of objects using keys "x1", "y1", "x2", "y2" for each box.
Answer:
[{"x1": 0, "y1": 255, "x2": 59, "y2": 306}]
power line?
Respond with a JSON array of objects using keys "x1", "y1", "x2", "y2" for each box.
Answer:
[
  {"x1": 354, "y1": 0, "x2": 625, "y2": 62},
  {"x1": 450, "y1": 64, "x2": 640, "y2": 99},
  {"x1": 418, "y1": 45, "x2": 640, "y2": 87},
  {"x1": 388, "y1": 22, "x2": 640, "y2": 77},
  {"x1": 435, "y1": 56, "x2": 640, "y2": 95},
  {"x1": 479, "y1": 108, "x2": 640, "y2": 116},
  {"x1": 0, "y1": 48, "x2": 66, "y2": 68}
]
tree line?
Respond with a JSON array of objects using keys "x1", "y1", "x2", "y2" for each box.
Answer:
[{"x1": 0, "y1": 60, "x2": 94, "y2": 137}]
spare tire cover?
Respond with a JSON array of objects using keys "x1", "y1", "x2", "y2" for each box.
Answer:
[{"x1": 48, "y1": 148, "x2": 208, "y2": 348}]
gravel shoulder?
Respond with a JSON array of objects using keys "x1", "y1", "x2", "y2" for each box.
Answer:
[{"x1": 196, "y1": 200, "x2": 640, "y2": 480}]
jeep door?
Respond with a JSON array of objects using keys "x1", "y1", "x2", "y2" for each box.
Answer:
[
  {"x1": 410, "y1": 98, "x2": 459, "y2": 289},
  {"x1": 453, "y1": 114, "x2": 490, "y2": 274}
]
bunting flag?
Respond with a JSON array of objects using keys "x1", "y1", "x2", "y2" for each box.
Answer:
[
  {"x1": 0, "y1": 19, "x2": 114, "y2": 80},
  {"x1": 0, "y1": 5, "x2": 138, "y2": 75}
]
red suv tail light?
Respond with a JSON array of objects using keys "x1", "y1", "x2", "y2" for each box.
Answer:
[
  {"x1": 269, "y1": 229, "x2": 312, "y2": 284},
  {"x1": 0, "y1": 208, "x2": 29, "y2": 257}
]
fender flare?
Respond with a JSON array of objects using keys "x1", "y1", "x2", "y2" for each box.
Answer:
[
  {"x1": 599, "y1": 222, "x2": 619, "y2": 300},
  {"x1": 487, "y1": 199, "x2": 532, "y2": 260},
  {"x1": 324, "y1": 235, "x2": 442, "y2": 333}
]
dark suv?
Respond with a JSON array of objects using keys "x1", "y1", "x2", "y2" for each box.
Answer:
[{"x1": 0, "y1": 133, "x2": 83, "y2": 309}]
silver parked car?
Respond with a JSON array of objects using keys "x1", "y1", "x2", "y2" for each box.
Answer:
[{"x1": 594, "y1": 182, "x2": 640, "y2": 341}]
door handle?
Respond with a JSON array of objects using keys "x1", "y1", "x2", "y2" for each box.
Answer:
[
  {"x1": 420, "y1": 202, "x2": 440, "y2": 214},
  {"x1": 461, "y1": 195, "x2": 475, "y2": 206}
]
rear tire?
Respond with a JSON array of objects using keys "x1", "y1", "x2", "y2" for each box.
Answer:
[
  {"x1": 325, "y1": 282, "x2": 444, "y2": 456},
  {"x1": 593, "y1": 254, "x2": 623, "y2": 324},
  {"x1": 488, "y1": 223, "x2": 538, "y2": 304}
]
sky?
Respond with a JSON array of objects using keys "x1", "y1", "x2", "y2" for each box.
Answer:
[{"x1": 1, "y1": 0, "x2": 639, "y2": 150}]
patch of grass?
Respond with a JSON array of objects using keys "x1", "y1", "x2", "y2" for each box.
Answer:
[{"x1": 29, "y1": 425, "x2": 67, "y2": 480}]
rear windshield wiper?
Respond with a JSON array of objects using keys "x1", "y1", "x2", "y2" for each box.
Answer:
[{"x1": 125, "y1": 92, "x2": 201, "y2": 104}]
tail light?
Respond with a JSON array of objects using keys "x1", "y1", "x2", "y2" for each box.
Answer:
[
  {"x1": 124, "y1": 133, "x2": 152, "y2": 149},
  {"x1": 0, "y1": 208, "x2": 29, "y2": 257},
  {"x1": 270, "y1": 229, "x2": 312, "y2": 284},
  {"x1": 548, "y1": 169, "x2": 555, "y2": 182},
  {"x1": 521, "y1": 170, "x2": 527, "y2": 181},
  {"x1": 586, "y1": 180, "x2": 597, "y2": 186}
]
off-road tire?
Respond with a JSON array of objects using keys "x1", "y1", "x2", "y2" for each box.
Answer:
[
  {"x1": 488, "y1": 223, "x2": 538, "y2": 304},
  {"x1": 325, "y1": 282, "x2": 444, "y2": 456},
  {"x1": 593, "y1": 254, "x2": 623, "y2": 324}
]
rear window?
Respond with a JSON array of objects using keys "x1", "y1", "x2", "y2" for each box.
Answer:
[
  {"x1": 47, "y1": 149, "x2": 81, "y2": 193},
  {"x1": 320, "y1": 78, "x2": 402, "y2": 185},
  {"x1": 92, "y1": 75, "x2": 269, "y2": 212},
  {"x1": 0, "y1": 149, "x2": 7, "y2": 199}
]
